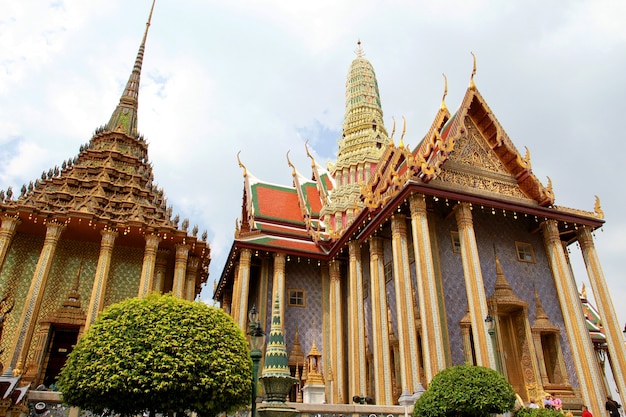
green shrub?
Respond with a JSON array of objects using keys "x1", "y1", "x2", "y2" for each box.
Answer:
[
  {"x1": 57, "y1": 293, "x2": 252, "y2": 417},
  {"x1": 413, "y1": 364, "x2": 516, "y2": 417}
]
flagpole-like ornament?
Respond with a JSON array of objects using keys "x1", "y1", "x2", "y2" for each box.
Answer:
[{"x1": 258, "y1": 295, "x2": 298, "y2": 417}]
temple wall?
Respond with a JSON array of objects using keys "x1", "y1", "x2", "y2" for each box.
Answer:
[
  {"x1": 434, "y1": 207, "x2": 578, "y2": 387},
  {"x1": 282, "y1": 261, "x2": 323, "y2": 361},
  {"x1": 0, "y1": 233, "x2": 42, "y2": 367},
  {"x1": 103, "y1": 245, "x2": 144, "y2": 306}
]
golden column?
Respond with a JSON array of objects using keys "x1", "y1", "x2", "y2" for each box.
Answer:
[
  {"x1": 272, "y1": 252, "x2": 286, "y2": 329},
  {"x1": 390, "y1": 214, "x2": 419, "y2": 398},
  {"x1": 369, "y1": 236, "x2": 393, "y2": 405},
  {"x1": 231, "y1": 262, "x2": 241, "y2": 323},
  {"x1": 234, "y1": 248, "x2": 252, "y2": 329},
  {"x1": 453, "y1": 203, "x2": 494, "y2": 369},
  {"x1": 86, "y1": 229, "x2": 118, "y2": 327},
  {"x1": 185, "y1": 256, "x2": 200, "y2": 301},
  {"x1": 172, "y1": 244, "x2": 190, "y2": 298},
  {"x1": 542, "y1": 220, "x2": 604, "y2": 412},
  {"x1": 410, "y1": 193, "x2": 446, "y2": 381},
  {"x1": 10, "y1": 221, "x2": 65, "y2": 374},
  {"x1": 152, "y1": 249, "x2": 169, "y2": 293},
  {"x1": 138, "y1": 234, "x2": 161, "y2": 297},
  {"x1": 348, "y1": 240, "x2": 367, "y2": 400},
  {"x1": 577, "y1": 226, "x2": 626, "y2": 405},
  {"x1": 329, "y1": 259, "x2": 345, "y2": 403},
  {"x1": 0, "y1": 215, "x2": 20, "y2": 272}
]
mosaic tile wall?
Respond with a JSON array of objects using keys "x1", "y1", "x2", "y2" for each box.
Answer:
[
  {"x1": 104, "y1": 245, "x2": 144, "y2": 306},
  {"x1": 281, "y1": 261, "x2": 324, "y2": 362},
  {"x1": 0, "y1": 233, "x2": 43, "y2": 367},
  {"x1": 25, "y1": 239, "x2": 100, "y2": 364},
  {"x1": 433, "y1": 207, "x2": 579, "y2": 388}
]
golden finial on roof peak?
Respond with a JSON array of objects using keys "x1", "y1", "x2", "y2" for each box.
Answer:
[
  {"x1": 236, "y1": 151, "x2": 247, "y2": 178},
  {"x1": 143, "y1": 0, "x2": 156, "y2": 44},
  {"x1": 441, "y1": 73, "x2": 448, "y2": 111},
  {"x1": 470, "y1": 52, "x2": 477, "y2": 89},
  {"x1": 355, "y1": 39, "x2": 364, "y2": 58},
  {"x1": 594, "y1": 195, "x2": 604, "y2": 219},
  {"x1": 305, "y1": 140, "x2": 316, "y2": 168},
  {"x1": 399, "y1": 116, "x2": 407, "y2": 148},
  {"x1": 286, "y1": 150, "x2": 296, "y2": 177},
  {"x1": 389, "y1": 116, "x2": 396, "y2": 147}
]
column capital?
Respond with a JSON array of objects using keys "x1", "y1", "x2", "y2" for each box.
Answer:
[
  {"x1": 329, "y1": 259, "x2": 341, "y2": 281},
  {"x1": 391, "y1": 214, "x2": 407, "y2": 236},
  {"x1": 454, "y1": 202, "x2": 473, "y2": 229},
  {"x1": 100, "y1": 228, "x2": 118, "y2": 249},
  {"x1": 409, "y1": 193, "x2": 427, "y2": 217},
  {"x1": 175, "y1": 243, "x2": 190, "y2": 260},
  {"x1": 576, "y1": 225, "x2": 595, "y2": 251},
  {"x1": 44, "y1": 221, "x2": 66, "y2": 243},
  {"x1": 369, "y1": 236, "x2": 383, "y2": 256},
  {"x1": 187, "y1": 255, "x2": 200, "y2": 272},
  {"x1": 541, "y1": 219, "x2": 561, "y2": 246},
  {"x1": 0, "y1": 214, "x2": 21, "y2": 232}
]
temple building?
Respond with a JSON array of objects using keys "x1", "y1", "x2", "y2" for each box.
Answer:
[
  {"x1": 0, "y1": 2, "x2": 210, "y2": 392},
  {"x1": 215, "y1": 43, "x2": 626, "y2": 413}
]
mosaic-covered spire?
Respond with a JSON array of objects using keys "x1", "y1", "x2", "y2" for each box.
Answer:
[
  {"x1": 106, "y1": 0, "x2": 155, "y2": 135},
  {"x1": 336, "y1": 40, "x2": 389, "y2": 172},
  {"x1": 262, "y1": 295, "x2": 292, "y2": 378}
]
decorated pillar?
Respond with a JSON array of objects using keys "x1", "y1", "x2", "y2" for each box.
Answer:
[
  {"x1": 234, "y1": 248, "x2": 252, "y2": 329},
  {"x1": 410, "y1": 193, "x2": 447, "y2": 382},
  {"x1": 185, "y1": 256, "x2": 199, "y2": 301},
  {"x1": 453, "y1": 202, "x2": 494, "y2": 369},
  {"x1": 137, "y1": 234, "x2": 161, "y2": 297},
  {"x1": 231, "y1": 262, "x2": 241, "y2": 323},
  {"x1": 542, "y1": 220, "x2": 604, "y2": 412},
  {"x1": 348, "y1": 240, "x2": 367, "y2": 400},
  {"x1": 0, "y1": 215, "x2": 20, "y2": 274},
  {"x1": 10, "y1": 221, "x2": 65, "y2": 374},
  {"x1": 390, "y1": 214, "x2": 419, "y2": 399},
  {"x1": 272, "y1": 252, "x2": 286, "y2": 329},
  {"x1": 577, "y1": 226, "x2": 626, "y2": 405},
  {"x1": 172, "y1": 244, "x2": 190, "y2": 298},
  {"x1": 328, "y1": 259, "x2": 345, "y2": 403},
  {"x1": 152, "y1": 249, "x2": 169, "y2": 293},
  {"x1": 369, "y1": 236, "x2": 393, "y2": 405},
  {"x1": 86, "y1": 229, "x2": 118, "y2": 327}
]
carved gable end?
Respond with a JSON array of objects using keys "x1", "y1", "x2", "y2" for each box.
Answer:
[{"x1": 435, "y1": 115, "x2": 530, "y2": 202}]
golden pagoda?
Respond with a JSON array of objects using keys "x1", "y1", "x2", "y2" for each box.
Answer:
[{"x1": 0, "y1": 1, "x2": 210, "y2": 388}]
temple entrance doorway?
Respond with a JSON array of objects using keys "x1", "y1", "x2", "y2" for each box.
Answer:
[
  {"x1": 497, "y1": 309, "x2": 528, "y2": 403},
  {"x1": 42, "y1": 326, "x2": 79, "y2": 387}
]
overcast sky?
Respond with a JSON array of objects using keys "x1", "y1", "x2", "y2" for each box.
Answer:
[{"x1": 1, "y1": 0, "x2": 625, "y2": 326}]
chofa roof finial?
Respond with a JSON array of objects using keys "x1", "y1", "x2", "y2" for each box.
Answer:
[{"x1": 470, "y1": 52, "x2": 477, "y2": 89}]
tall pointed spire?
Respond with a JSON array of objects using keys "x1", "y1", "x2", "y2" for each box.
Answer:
[{"x1": 106, "y1": 0, "x2": 156, "y2": 136}]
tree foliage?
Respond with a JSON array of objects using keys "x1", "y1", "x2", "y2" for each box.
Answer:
[
  {"x1": 57, "y1": 293, "x2": 252, "y2": 417},
  {"x1": 413, "y1": 364, "x2": 516, "y2": 417}
]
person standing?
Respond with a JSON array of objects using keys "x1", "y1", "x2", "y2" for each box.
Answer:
[
  {"x1": 583, "y1": 405, "x2": 594, "y2": 417},
  {"x1": 606, "y1": 397, "x2": 622, "y2": 417}
]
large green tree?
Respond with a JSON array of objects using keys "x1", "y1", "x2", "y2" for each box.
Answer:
[
  {"x1": 57, "y1": 293, "x2": 252, "y2": 417},
  {"x1": 413, "y1": 364, "x2": 516, "y2": 417}
]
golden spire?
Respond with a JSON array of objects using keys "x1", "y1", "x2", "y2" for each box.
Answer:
[
  {"x1": 106, "y1": 0, "x2": 156, "y2": 135},
  {"x1": 441, "y1": 73, "x2": 448, "y2": 111},
  {"x1": 236, "y1": 151, "x2": 248, "y2": 178},
  {"x1": 470, "y1": 52, "x2": 477, "y2": 90},
  {"x1": 355, "y1": 39, "x2": 364, "y2": 58}
]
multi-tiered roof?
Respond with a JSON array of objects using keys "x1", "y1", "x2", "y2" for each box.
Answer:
[{"x1": 0, "y1": 1, "x2": 210, "y2": 286}]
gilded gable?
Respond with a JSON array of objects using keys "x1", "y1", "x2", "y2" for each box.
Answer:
[{"x1": 434, "y1": 116, "x2": 530, "y2": 201}]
